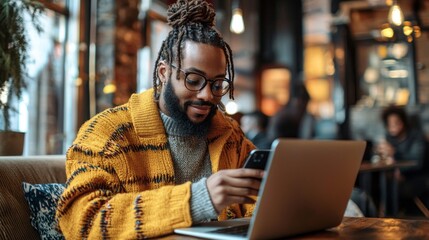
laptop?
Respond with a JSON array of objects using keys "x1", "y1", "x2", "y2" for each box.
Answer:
[{"x1": 174, "y1": 138, "x2": 366, "y2": 240}]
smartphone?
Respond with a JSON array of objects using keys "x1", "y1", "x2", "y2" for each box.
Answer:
[{"x1": 243, "y1": 149, "x2": 271, "y2": 170}]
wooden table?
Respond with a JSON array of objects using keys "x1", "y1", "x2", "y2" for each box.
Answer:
[
  {"x1": 359, "y1": 161, "x2": 416, "y2": 172},
  {"x1": 160, "y1": 217, "x2": 429, "y2": 239},
  {"x1": 359, "y1": 161, "x2": 417, "y2": 217}
]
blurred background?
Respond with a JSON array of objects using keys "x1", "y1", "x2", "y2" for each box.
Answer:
[{"x1": 2, "y1": 0, "x2": 429, "y2": 155}]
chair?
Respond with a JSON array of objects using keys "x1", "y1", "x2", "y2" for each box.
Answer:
[
  {"x1": 351, "y1": 188, "x2": 377, "y2": 217},
  {"x1": 414, "y1": 196, "x2": 429, "y2": 217},
  {"x1": 413, "y1": 140, "x2": 429, "y2": 217}
]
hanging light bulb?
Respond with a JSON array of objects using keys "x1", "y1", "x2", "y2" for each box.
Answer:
[
  {"x1": 379, "y1": 0, "x2": 421, "y2": 42},
  {"x1": 380, "y1": 23, "x2": 394, "y2": 38},
  {"x1": 388, "y1": 2, "x2": 404, "y2": 26},
  {"x1": 230, "y1": 0, "x2": 245, "y2": 34}
]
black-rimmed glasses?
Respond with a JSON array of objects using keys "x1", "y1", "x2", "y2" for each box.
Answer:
[{"x1": 171, "y1": 65, "x2": 231, "y2": 97}]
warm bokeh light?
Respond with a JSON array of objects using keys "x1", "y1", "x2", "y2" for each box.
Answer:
[
  {"x1": 305, "y1": 79, "x2": 330, "y2": 101},
  {"x1": 363, "y1": 67, "x2": 379, "y2": 83},
  {"x1": 225, "y1": 101, "x2": 238, "y2": 115},
  {"x1": 304, "y1": 46, "x2": 329, "y2": 78},
  {"x1": 395, "y1": 88, "x2": 410, "y2": 105},
  {"x1": 391, "y1": 43, "x2": 408, "y2": 59},
  {"x1": 381, "y1": 26, "x2": 394, "y2": 38},
  {"x1": 75, "y1": 77, "x2": 83, "y2": 86},
  {"x1": 403, "y1": 23, "x2": 413, "y2": 36},
  {"x1": 103, "y1": 83, "x2": 117, "y2": 94},
  {"x1": 388, "y1": 69, "x2": 408, "y2": 78},
  {"x1": 388, "y1": 4, "x2": 404, "y2": 26},
  {"x1": 230, "y1": 8, "x2": 245, "y2": 34},
  {"x1": 377, "y1": 45, "x2": 388, "y2": 58},
  {"x1": 380, "y1": 3, "x2": 421, "y2": 43},
  {"x1": 260, "y1": 67, "x2": 290, "y2": 116},
  {"x1": 414, "y1": 26, "x2": 421, "y2": 38}
]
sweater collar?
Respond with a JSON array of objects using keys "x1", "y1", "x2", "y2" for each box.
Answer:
[
  {"x1": 160, "y1": 111, "x2": 209, "y2": 137},
  {"x1": 129, "y1": 88, "x2": 233, "y2": 140},
  {"x1": 129, "y1": 89, "x2": 165, "y2": 137}
]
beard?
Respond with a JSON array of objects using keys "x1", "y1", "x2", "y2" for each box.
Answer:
[{"x1": 162, "y1": 79, "x2": 217, "y2": 136}]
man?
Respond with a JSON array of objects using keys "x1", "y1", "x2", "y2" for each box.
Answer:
[
  {"x1": 375, "y1": 106, "x2": 427, "y2": 215},
  {"x1": 56, "y1": 0, "x2": 263, "y2": 238},
  {"x1": 240, "y1": 110, "x2": 272, "y2": 149},
  {"x1": 376, "y1": 106, "x2": 426, "y2": 173}
]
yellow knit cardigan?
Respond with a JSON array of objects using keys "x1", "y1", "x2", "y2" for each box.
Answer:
[{"x1": 56, "y1": 88, "x2": 255, "y2": 239}]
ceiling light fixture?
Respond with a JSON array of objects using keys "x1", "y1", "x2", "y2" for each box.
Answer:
[
  {"x1": 230, "y1": 0, "x2": 245, "y2": 34},
  {"x1": 379, "y1": 1, "x2": 421, "y2": 42},
  {"x1": 388, "y1": 2, "x2": 404, "y2": 26}
]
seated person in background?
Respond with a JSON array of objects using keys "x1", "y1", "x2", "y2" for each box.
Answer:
[
  {"x1": 376, "y1": 106, "x2": 426, "y2": 173},
  {"x1": 240, "y1": 110, "x2": 272, "y2": 149},
  {"x1": 375, "y1": 106, "x2": 427, "y2": 214},
  {"x1": 55, "y1": 1, "x2": 263, "y2": 238},
  {"x1": 266, "y1": 83, "x2": 315, "y2": 141}
]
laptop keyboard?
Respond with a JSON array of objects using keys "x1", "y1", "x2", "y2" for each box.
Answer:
[{"x1": 208, "y1": 224, "x2": 249, "y2": 236}]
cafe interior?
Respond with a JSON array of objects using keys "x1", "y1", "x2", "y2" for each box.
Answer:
[{"x1": 1, "y1": 0, "x2": 429, "y2": 238}]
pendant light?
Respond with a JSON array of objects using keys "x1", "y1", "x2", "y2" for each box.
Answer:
[
  {"x1": 230, "y1": 0, "x2": 245, "y2": 34},
  {"x1": 379, "y1": 0, "x2": 421, "y2": 42},
  {"x1": 388, "y1": 1, "x2": 404, "y2": 26}
]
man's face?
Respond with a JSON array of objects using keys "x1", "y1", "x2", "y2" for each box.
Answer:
[
  {"x1": 240, "y1": 115, "x2": 256, "y2": 134},
  {"x1": 387, "y1": 114, "x2": 405, "y2": 137},
  {"x1": 158, "y1": 40, "x2": 227, "y2": 128}
]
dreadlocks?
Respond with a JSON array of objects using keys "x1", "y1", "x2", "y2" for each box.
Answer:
[{"x1": 152, "y1": 0, "x2": 235, "y2": 101}]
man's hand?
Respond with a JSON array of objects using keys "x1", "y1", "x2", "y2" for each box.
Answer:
[{"x1": 206, "y1": 168, "x2": 264, "y2": 213}]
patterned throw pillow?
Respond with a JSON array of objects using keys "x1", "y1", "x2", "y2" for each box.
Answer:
[{"x1": 22, "y1": 182, "x2": 65, "y2": 240}]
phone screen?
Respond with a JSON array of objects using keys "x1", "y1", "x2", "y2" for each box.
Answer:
[{"x1": 243, "y1": 149, "x2": 271, "y2": 170}]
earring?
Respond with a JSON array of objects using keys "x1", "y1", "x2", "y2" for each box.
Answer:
[{"x1": 156, "y1": 81, "x2": 162, "y2": 95}]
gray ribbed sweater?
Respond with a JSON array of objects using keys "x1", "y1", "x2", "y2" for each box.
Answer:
[{"x1": 160, "y1": 112, "x2": 218, "y2": 223}]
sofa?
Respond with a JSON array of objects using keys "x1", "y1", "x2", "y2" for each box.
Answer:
[
  {"x1": 0, "y1": 155, "x2": 66, "y2": 240},
  {"x1": 0, "y1": 155, "x2": 369, "y2": 240}
]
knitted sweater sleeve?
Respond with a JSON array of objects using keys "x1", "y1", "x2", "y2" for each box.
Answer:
[
  {"x1": 214, "y1": 116, "x2": 258, "y2": 220},
  {"x1": 56, "y1": 107, "x2": 193, "y2": 239}
]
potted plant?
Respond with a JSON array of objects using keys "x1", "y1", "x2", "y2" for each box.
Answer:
[{"x1": 0, "y1": 0, "x2": 43, "y2": 155}]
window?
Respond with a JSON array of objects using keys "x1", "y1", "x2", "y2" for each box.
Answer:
[{"x1": 21, "y1": 1, "x2": 79, "y2": 155}]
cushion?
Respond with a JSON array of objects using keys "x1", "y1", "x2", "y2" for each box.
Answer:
[{"x1": 22, "y1": 182, "x2": 65, "y2": 240}]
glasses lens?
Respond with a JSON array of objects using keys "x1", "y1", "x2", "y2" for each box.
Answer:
[
  {"x1": 185, "y1": 73, "x2": 205, "y2": 91},
  {"x1": 211, "y1": 79, "x2": 230, "y2": 96},
  {"x1": 184, "y1": 72, "x2": 230, "y2": 96}
]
